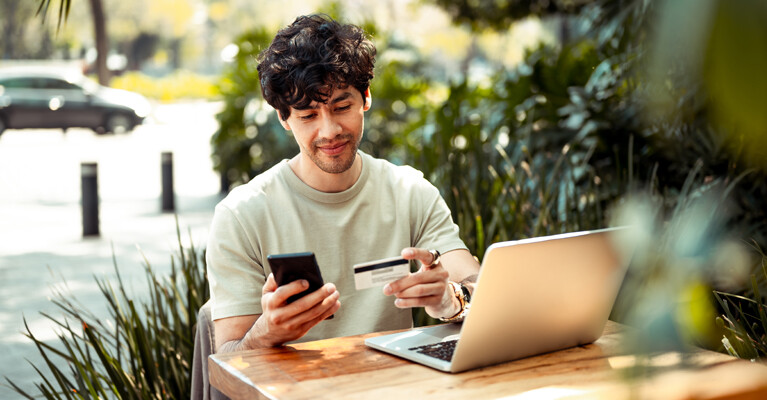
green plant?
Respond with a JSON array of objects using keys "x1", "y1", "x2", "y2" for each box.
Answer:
[
  {"x1": 609, "y1": 162, "x2": 752, "y2": 346},
  {"x1": 396, "y1": 40, "x2": 612, "y2": 259},
  {"x1": 210, "y1": 27, "x2": 292, "y2": 188},
  {"x1": 715, "y1": 246, "x2": 767, "y2": 361},
  {"x1": 404, "y1": 43, "x2": 616, "y2": 326},
  {"x1": 3, "y1": 224, "x2": 208, "y2": 399}
]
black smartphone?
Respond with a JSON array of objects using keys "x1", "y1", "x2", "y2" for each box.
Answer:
[{"x1": 266, "y1": 252, "x2": 326, "y2": 304}]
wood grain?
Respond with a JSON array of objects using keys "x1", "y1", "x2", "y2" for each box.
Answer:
[{"x1": 208, "y1": 321, "x2": 767, "y2": 400}]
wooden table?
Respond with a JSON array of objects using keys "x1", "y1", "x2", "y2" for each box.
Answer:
[{"x1": 209, "y1": 321, "x2": 767, "y2": 399}]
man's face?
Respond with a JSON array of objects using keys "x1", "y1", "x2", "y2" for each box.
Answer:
[{"x1": 280, "y1": 86, "x2": 371, "y2": 174}]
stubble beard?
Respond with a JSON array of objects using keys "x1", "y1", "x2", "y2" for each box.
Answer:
[{"x1": 309, "y1": 133, "x2": 361, "y2": 174}]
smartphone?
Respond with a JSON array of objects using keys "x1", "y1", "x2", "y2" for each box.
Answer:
[{"x1": 266, "y1": 252, "x2": 327, "y2": 304}]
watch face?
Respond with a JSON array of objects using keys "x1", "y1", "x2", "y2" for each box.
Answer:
[{"x1": 460, "y1": 284, "x2": 471, "y2": 303}]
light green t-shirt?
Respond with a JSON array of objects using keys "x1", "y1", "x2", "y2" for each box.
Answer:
[{"x1": 206, "y1": 151, "x2": 467, "y2": 342}]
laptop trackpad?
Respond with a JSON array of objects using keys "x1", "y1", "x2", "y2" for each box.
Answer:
[
  {"x1": 417, "y1": 323, "x2": 462, "y2": 342},
  {"x1": 442, "y1": 333, "x2": 460, "y2": 342}
]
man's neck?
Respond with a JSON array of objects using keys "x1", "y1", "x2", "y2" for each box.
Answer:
[{"x1": 288, "y1": 153, "x2": 363, "y2": 193}]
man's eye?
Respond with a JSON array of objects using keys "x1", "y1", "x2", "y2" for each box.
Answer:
[
  {"x1": 300, "y1": 113, "x2": 316, "y2": 120},
  {"x1": 336, "y1": 105, "x2": 351, "y2": 112}
]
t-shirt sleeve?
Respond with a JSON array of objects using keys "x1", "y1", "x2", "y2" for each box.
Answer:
[
  {"x1": 206, "y1": 204, "x2": 265, "y2": 320},
  {"x1": 411, "y1": 178, "x2": 468, "y2": 255}
]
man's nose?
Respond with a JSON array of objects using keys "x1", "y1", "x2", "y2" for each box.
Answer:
[{"x1": 318, "y1": 115, "x2": 342, "y2": 139}]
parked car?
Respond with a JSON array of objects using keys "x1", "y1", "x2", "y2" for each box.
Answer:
[{"x1": 0, "y1": 68, "x2": 151, "y2": 135}]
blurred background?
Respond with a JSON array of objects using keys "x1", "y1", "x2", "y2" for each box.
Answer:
[{"x1": 1, "y1": 0, "x2": 767, "y2": 398}]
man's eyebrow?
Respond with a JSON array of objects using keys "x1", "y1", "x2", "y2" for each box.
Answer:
[
  {"x1": 330, "y1": 92, "x2": 353, "y2": 104},
  {"x1": 294, "y1": 104, "x2": 316, "y2": 111},
  {"x1": 293, "y1": 91, "x2": 354, "y2": 111}
]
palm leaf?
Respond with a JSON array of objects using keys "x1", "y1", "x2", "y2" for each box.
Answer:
[{"x1": 36, "y1": 0, "x2": 71, "y2": 30}]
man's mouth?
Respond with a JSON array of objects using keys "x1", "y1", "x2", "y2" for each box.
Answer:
[{"x1": 317, "y1": 141, "x2": 348, "y2": 156}]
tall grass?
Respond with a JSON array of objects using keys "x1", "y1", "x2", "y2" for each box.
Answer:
[
  {"x1": 4, "y1": 224, "x2": 208, "y2": 399},
  {"x1": 716, "y1": 245, "x2": 767, "y2": 361}
]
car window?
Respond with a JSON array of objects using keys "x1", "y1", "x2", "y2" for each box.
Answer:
[
  {"x1": 0, "y1": 78, "x2": 38, "y2": 89},
  {"x1": 41, "y1": 78, "x2": 81, "y2": 90}
]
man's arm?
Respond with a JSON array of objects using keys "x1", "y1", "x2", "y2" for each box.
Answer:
[
  {"x1": 214, "y1": 274, "x2": 341, "y2": 352},
  {"x1": 440, "y1": 248, "x2": 480, "y2": 292},
  {"x1": 215, "y1": 314, "x2": 260, "y2": 353}
]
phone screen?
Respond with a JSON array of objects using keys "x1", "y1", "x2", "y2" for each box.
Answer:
[{"x1": 266, "y1": 252, "x2": 326, "y2": 304}]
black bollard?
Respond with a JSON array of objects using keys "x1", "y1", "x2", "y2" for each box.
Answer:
[
  {"x1": 81, "y1": 162, "x2": 99, "y2": 237},
  {"x1": 220, "y1": 169, "x2": 230, "y2": 194},
  {"x1": 161, "y1": 152, "x2": 175, "y2": 212}
]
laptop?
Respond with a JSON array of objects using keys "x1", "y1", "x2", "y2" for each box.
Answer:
[{"x1": 364, "y1": 227, "x2": 632, "y2": 373}]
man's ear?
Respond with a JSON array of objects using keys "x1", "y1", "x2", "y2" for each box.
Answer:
[
  {"x1": 277, "y1": 111, "x2": 291, "y2": 130},
  {"x1": 363, "y1": 88, "x2": 372, "y2": 111}
]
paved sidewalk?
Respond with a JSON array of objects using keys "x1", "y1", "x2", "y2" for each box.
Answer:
[
  {"x1": 0, "y1": 102, "x2": 225, "y2": 398},
  {"x1": 0, "y1": 194, "x2": 222, "y2": 397}
]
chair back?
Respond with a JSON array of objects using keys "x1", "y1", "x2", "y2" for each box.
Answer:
[{"x1": 191, "y1": 300, "x2": 228, "y2": 400}]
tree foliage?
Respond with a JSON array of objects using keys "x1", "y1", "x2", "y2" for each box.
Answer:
[
  {"x1": 431, "y1": 0, "x2": 591, "y2": 31},
  {"x1": 36, "y1": 0, "x2": 72, "y2": 29}
]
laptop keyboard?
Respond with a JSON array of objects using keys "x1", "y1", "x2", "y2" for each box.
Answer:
[{"x1": 409, "y1": 339, "x2": 458, "y2": 362}]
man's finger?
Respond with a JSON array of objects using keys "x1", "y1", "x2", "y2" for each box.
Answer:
[
  {"x1": 281, "y1": 288, "x2": 340, "y2": 330},
  {"x1": 393, "y1": 294, "x2": 442, "y2": 309},
  {"x1": 393, "y1": 281, "x2": 444, "y2": 299},
  {"x1": 383, "y1": 272, "x2": 416, "y2": 295},
  {"x1": 272, "y1": 279, "x2": 310, "y2": 304},
  {"x1": 289, "y1": 283, "x2": 337, "y2": 310},
  {"x1": 295, "y1": 298, "x2": 341, "y2": 334},
  {"x1": 384, "y1": 264, "x2": 447, "y2": 295},
  {"x1": 401, "y1": 247, "x2": 435, "y2": 266},
  {"x1": 264, "y1": 273, "x2": 279, "y2": 292}
]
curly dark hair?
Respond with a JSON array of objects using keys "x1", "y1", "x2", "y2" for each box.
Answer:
[{"x1": 256, "y1": 14, "x2": 377, "y2": 121}]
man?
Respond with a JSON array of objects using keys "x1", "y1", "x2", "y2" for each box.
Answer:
[{"x1": 207, "y1": 14, "x2": 480, "y2": 353}]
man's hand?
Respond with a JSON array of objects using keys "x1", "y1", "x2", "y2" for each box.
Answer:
[
  {"x1": 253, "y1": 273, "x2": 341, "y2": 347},
  {"x1": 382, "y1": 247, "x2": 460, "y2": 320},
  {"x1": 215, "y1": 273, "x2": 340, "y2": 352}
]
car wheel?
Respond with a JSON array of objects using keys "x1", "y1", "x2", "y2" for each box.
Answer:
[{"x1": 105, "y1": 114, "x2": 133, "y2": 134}]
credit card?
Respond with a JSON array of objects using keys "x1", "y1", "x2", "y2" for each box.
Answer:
[{"x1": 353, "y1": 256, "x2": 410, "y2": 290}]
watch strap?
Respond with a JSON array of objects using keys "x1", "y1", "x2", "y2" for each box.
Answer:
[{"x1": 439, "y1": 281, "x2": 469, "y2": 322}]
